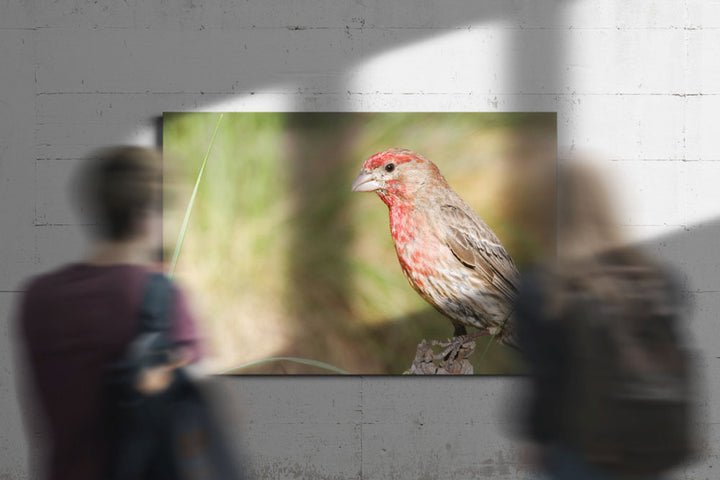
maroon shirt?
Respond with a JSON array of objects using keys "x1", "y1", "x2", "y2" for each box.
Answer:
[{"x1": 17, "y1": 263, "x2": 201, "y2": 480}]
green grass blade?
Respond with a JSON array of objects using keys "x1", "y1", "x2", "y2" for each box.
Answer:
[
  {"x1": 219, "y1": 357, "x2": 351, "y2": 375},
  {"x1": 168, "y1": 113, "x2": 224, "y2": 279}
]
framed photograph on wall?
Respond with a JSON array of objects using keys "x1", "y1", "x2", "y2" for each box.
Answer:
[{"x1": 163, "y1": 112, "x2": 556, "y2": 374}]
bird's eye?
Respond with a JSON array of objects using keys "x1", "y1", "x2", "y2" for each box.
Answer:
[{"x1": 385, "y1": 163, "x2": 395, "y2": 173}]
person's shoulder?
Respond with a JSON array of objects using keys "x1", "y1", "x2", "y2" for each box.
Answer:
[
  {"x1": 20, "y1": 263, "x2": 80, "y2": 296},
  {"x1": 651, "y1": 263, "x2": 688, "y2": 310},
  {"x1": 16, "y1": 264, "x2": 86, "y2": 333},
  {"x1": 23, "y1": 263, "x2": 158, "y2": 297},
  {"x1": 165, "y1": 277, "x2": 192, "y2": 308}
]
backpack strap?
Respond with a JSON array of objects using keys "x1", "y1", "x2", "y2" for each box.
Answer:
[
  {"x1": 124, "y1": 272, "x2": 174, "y2": 366},
  {"x1": 138, "y1": 272, "x2": 173, "y2": 333}
]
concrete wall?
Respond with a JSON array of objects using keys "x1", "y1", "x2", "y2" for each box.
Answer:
[{"x1": 1, "y1": 1, "x2": 718, "y2": 478}]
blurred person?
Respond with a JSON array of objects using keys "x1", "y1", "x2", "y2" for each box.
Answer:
[
  {"x1": 14, "y1": 147, "x2": 202, "y2": 480},
  {"x1": 515, "y1": 159, "x2": 698, "y2": 480}
]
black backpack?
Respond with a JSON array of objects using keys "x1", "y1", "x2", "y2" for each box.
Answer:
[
  {"x1": 560, "y1": 266, "x2": 696, "y2": 477},
  {"x1": 103, "y1": 273, "x2": 243, "y2": 480}
]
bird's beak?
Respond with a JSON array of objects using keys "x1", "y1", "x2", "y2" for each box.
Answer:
[{"x1": 351, "y1": 171, "x2": 381, "y2": 192}]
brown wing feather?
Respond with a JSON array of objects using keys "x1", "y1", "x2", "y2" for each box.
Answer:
[{"x1": 440, "y1": 204, "x2": 519, "y2": 302}]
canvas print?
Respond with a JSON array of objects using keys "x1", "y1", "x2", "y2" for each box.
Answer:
[{"x1": 162, "y1": 112, "x2": 556, "y2": 374}]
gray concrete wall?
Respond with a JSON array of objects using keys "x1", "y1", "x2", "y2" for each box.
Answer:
[{"x1": 1, "y1": 1, "x2": 718, "y2": 478}]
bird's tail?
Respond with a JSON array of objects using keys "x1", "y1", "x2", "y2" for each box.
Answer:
[
  {"x1": 498, "y1": 311, "x2": 520, "y2": 350},
  {"x1": 478, "y1": 309, "x2": 519, "y2": 365}
]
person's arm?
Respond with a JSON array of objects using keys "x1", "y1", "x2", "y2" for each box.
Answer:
[
  {"x1": 135, "y1": 281, "x2": 204, "y2": 394},
  {"x1": 169, "y1": 284, "x2": 203, "y2": 363},
  {"x1": 516, "y1": 271, "x2": 568, "y2": 445}
]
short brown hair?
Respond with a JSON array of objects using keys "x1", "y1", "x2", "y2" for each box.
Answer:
[{"x1": 78, "y1": 146, "x2": 162, "y2": 240}]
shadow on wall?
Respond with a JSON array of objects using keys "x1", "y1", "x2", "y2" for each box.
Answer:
[
  {"x1": 650, "y1": 219, "x2": 719, "y2": 452},
  {"x1": 637, "y1": 219, "x2": 720, "y2": 314},
  {"x1": 136, "y1": 2, "x2": 570, "y2": 104}
]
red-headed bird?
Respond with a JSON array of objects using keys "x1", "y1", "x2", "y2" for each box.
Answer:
[{"x1": 352, "y1": 148, "x2": 519, "y2": 349}]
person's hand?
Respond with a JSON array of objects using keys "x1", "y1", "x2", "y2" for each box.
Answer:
[
  {"x1": 135, "y1": 364, "x2": 174, "y2": 395},
  {"x1": 135, "y1": 349, "x2": 191, "y2": 395}
]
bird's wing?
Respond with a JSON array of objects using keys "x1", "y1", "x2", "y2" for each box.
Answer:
[{"x1": 440, "y1": 204, "x2": 519, "y2": 301}]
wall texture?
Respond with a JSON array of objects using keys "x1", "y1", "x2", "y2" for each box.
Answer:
[{"x1": 1, "y1": 1, "x2": 719, "y2": 478}]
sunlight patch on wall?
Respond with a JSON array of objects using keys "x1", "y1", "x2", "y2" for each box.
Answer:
[{"x1": 348, "y1": 25, "x2": 510, "y2": 111}]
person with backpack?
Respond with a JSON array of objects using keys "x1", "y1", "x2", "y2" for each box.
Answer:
[
  {"x1": 15, "y1": 147, "x2": 203, "y2": 480},
  {"x1": 515, "y1": 160, "x2": 699, "y2": 480}
]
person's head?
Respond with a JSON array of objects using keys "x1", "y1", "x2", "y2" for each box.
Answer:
[
  {"x1": 77, "y1": 146, "x2": 163, "y2": 246},
  {"x1": 557, "y1": 159, "x2": 623, "y2": 262},
  {"x1": 549, "y1": 158, "x2": 663, "y2": 315}
]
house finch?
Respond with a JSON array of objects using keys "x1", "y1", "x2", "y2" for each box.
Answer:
[{"x1": 352, "y1": 148, "x2": 519, "y2": 349}]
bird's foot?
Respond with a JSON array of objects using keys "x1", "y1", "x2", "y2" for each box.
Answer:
[
  {"x1": 432, "y1": 330, "x2": 489, "y2": 361},
  {"x1": 407, "y1": 337, "x2": 475, "y2": 375},
  {"x1": 407, "y1": 330, "x2": 495, "y2": 374}
]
